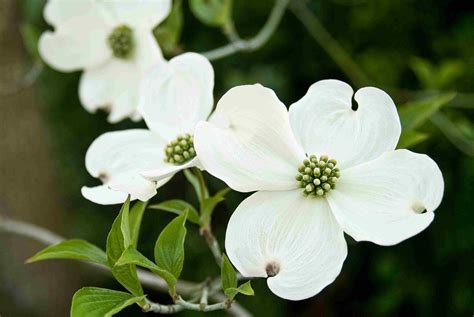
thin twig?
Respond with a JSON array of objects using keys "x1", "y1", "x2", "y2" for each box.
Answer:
[
  {"x1": 200, "y1": 279, "x2": 210, "y2": 310},
  {"x1": 201, "y1": 0, "x2": 291, "y2": 61},
  {"x1": 289, "y1": 0, "x2": 370, "y2": 87},
  {"x1": 176, "y1": 296, "x2": 231, "y2": 312},
  {"x1": 200, "y1": 226, "x2": 222, "y2": 266},
  {"x1": 0, "y1": 216, "x2": 252, "y2": 317}
]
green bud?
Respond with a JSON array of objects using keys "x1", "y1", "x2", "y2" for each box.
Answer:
[
  {"x1": 108, "y1": 25, "x2": 134, "y2": 58},
  {"x1": 164, "y1": 134, "x2": 196, "y2": 165},
  {"x1": 296, "y1": 153, "x2": 340, "y2": 198}
]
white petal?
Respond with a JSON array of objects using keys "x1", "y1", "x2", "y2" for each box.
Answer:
[
  {"x1": 101, "y1": 0, "x2": 172, "y2": 29},
  {"x1": 79, "y1": 30, "x2": 163, "y2": 122},
  {"x1": 141, "y1": 157, "x2": 199, "y2": 181},
  {"x1": 194, "y1": 84, "x2": 305, "y2": 192},
  {"x1": 226, "y1": 190, "x2": 347, "y2": 300},
  {"x1": 289, "y1": 80, "x2": 401, "y2": 169},
  {"x1": 327, "y1": 149, "x2": 444, "y2": 246},
  {"x1": 138, "y1": 52, "x2": 214, "y2": 140},
  {"x1": 39, "y1": 5, "x2": 111, "y2": 72},
  {"x1": 84, "y1": 129, "x2": 166, "y2": 204},
  {"x1": 44, "y1": 0, "x2": 96, "y2": 27},
  {"x1": 81, "y1": 185, "x2": 132, "y2": 205}
]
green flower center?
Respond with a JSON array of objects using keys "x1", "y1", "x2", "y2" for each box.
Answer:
[
  {"x1": 164, "y1": 134, "x2": 196, "y2": 165},
  {"x1": 296, "y1": 155, "x2": 340, "y2": 197},
  {"x1": 108, "y1": 25, "x2": 134, "y2": 59}
]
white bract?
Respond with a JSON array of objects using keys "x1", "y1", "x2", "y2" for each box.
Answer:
[
  {"x1": 39, "y1": 0, "x2": 171, "y2": 123},
  {"x1": 194, "y1": 80, "x2": 444, "y2": 300},
  {"x1": 82, "y1": 53, "x2": 214, "y2": 204}
]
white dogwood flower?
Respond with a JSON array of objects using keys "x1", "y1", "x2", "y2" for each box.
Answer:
[
  {"x1": 82, "y1": 53, "x2": 214, "y2": 204},
  {"x1": 39, "y1": 0, "x2": 171, "y2": 123},
  {"x1": 194, "y1": 80, "x2": 444, "y2": 300}
]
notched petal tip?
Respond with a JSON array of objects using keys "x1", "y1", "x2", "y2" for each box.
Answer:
[{"x1": 265, "y1": 262, "x2": 280, "y2": 277}]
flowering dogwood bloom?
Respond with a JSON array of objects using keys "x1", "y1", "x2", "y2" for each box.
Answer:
[
  {"x1": 39, "y1": 0, "x2": 171, "y2": 122},
  {"x1": 82, "y1": 53, "x2": 214, "y2": 204},
  {"x1": 194, "y1": 80, "x2": 444, "y2": 300}
]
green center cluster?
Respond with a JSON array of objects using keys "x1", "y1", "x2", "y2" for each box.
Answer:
[
  {"x1": 108, "y1": 25, "x2": 134, "y2": 59},
  {"x1": 164, "y1": 134, "x2": 196, "y2": 165},
  {"x1": 296, "y1": 155, "x2": 340, "y2": 197}
]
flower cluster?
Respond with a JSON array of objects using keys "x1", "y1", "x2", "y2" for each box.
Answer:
[
  {"x1": 40, "y1": 0, "x2": 445, "y2": 303},
  {"x1": 39, "y1": 0, "x2": 171, "y2": 122}
]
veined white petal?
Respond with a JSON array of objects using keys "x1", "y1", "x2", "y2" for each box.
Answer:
[
  {"x1": 109, "y1": 175, "x2": 172, "y2": 202},
  {"x1": 101, "y1": 0, "x2": 172, "y2": 29},
  {"x1": 81, "y1": 185, "x2": 131, "y2": 205},
  {"x1": 39, "y1": 5, "x2": 111, "y2": 72},
  {"x1": 141, "y1": 157, "x2": 199, "y2": 181},
  {"x1": 84, "y1": 129, "x2": 166, "y2": 204},
  {"x1": 44, "y1": 0, "x2": 96, "y2": 27},
  {"x1": 327, "y1": 149, "x2": 444, "y2": 246},
  {"x1": 138, "y1": 52, "x2": 214, "y2": 140},
  {"x1": 289, "y1": 80, "x2": 401, "y2": 169},
  {"x1": 226, "y1": 190, "x2": 347, "y2": 301},
  {"x1": 79, "y1": 30, "x2": 163, "y2": 122},
  {"x1": 195, "y1": 84, "x2": 306, "y2": 192}
]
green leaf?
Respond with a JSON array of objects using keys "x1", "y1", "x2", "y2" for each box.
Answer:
[
  {"x1": 221, "y1": 254, "x2": 237, "y2": 291},
  {"x1": 154, "y1": 0, "x2": 183, "y2": 55},
  {"x1": 190, "y1": 0, "x2": 233, "y2": 27},
  {"x1": 71, "y1": 287, "x2": 144, "y2": 317},
  {"x1": 224, "y1": 281, "x2": 255, "y2": 300},
  {"x1": 200, "y1": 187, "x2": 231, "y2": 227},
  {"x1": 399, "y1": 92, "x2": 456, "y2": 131},
  {"x1": 20, "y1": 23, "x2": 41, "y2": 59},
  {"x1": 154, "y1": 212, "x2": 188, "y2": 282},
  {"x1": 27, "y1": 239, "x2": 107, "y2": 266},
  {"x1": 129, "y1": 201, "x2": 147, "y2": 248},
  {"x1": 410, "y1": 57, "x2": 436, "y2": 89},
  {"x1": 431, "y1": 112, "x2": 474, "y2": 156},
  {"x1": 106, "y1": 197, "x2": 143, "y2": 296},
  {"x1": 149, "y1": 200, "x2": 200, "y2": 224},
  {"x1": 184, "y1": 168, "x2": 209, "y2": 202},
  {"x1": 116, "y1": 246, "x2": 177, "y2": 294},
  {"x1": 397, "y1": 130, "x2": 430, "y2": 149}
]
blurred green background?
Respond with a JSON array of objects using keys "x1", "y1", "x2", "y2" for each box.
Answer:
[{"x1": 1, "y1": 0, "x2": 473, "y2": 316}]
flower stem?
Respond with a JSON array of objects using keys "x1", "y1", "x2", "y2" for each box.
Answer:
[
  {"x1": 289, "y1": 0, "x2": 371, "y2": 87},
  {"x1": 202, "y1": 0, "x2": 291, "y2": 61},
  {"x1": 200, "y1": 226, "x2": 222, "y2": 266}
]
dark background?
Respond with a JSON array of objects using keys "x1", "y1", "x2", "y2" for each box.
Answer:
[{"x1": 0, "y1": 0, "x2": 473, "y2": 316}]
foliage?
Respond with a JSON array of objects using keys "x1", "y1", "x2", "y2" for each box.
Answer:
[{"x1": 9, "y1": 0, "x2": 474, "y2": 316}]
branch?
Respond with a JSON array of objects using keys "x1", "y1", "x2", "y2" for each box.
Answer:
[
  {"x1": 202, "y1": 0, "x2": 291, "y2": 61},
  {"x1": 0, "y1": 216, "x2": 252, "y2": 317},
  {"x1": 289, "y1": 0, "x2": 370, "y2": 87}
]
